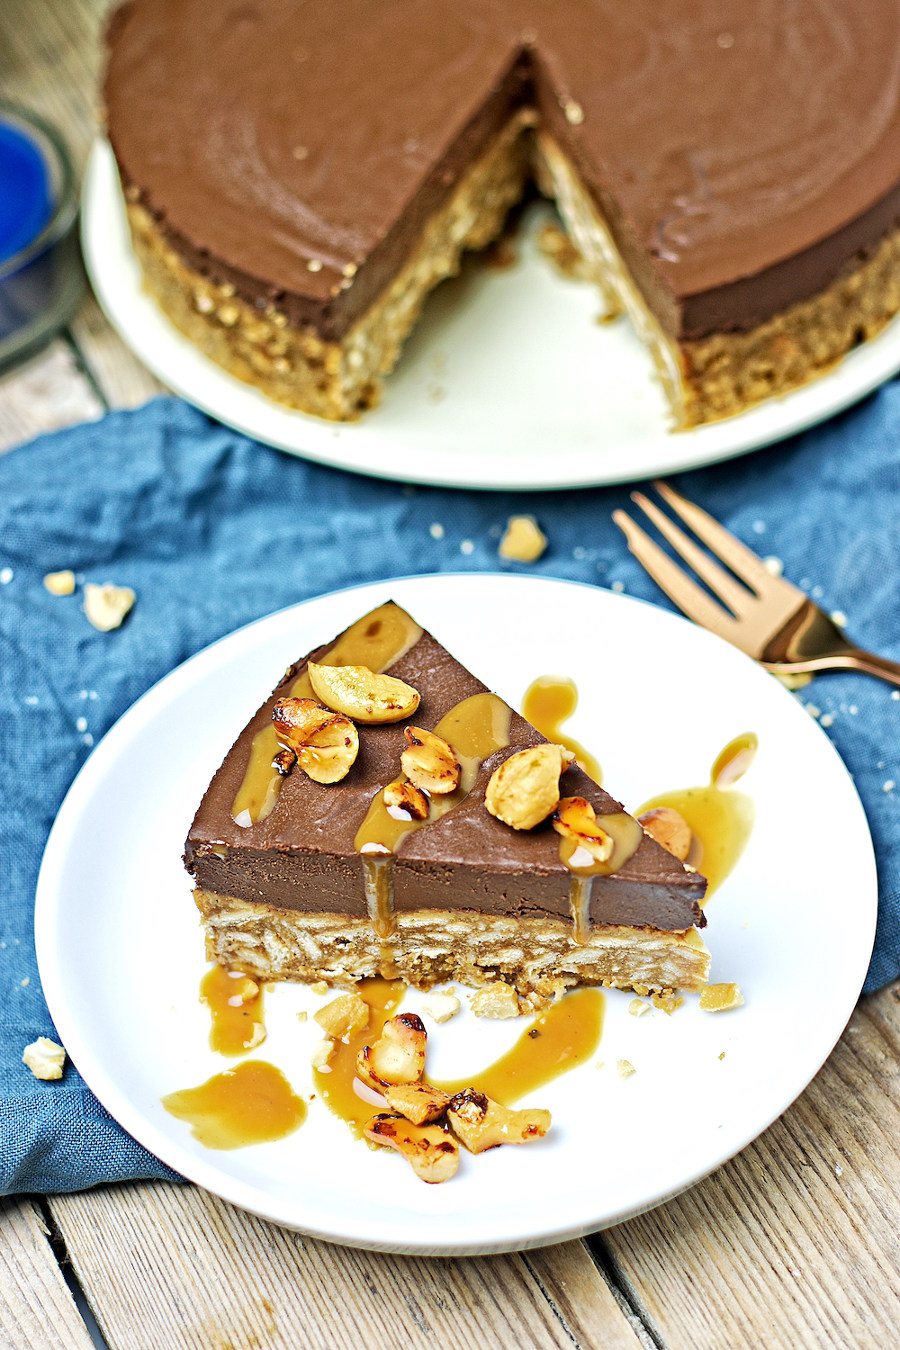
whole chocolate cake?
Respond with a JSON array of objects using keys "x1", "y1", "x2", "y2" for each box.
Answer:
[
  {"x1": 106, "y1": 0, "x2": 900, "y2": 423},
  {"x1": 185, "y1": 603, "x2": 710, "y2": 1005}
]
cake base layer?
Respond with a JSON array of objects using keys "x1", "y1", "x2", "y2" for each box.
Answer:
[
  {"x1": 126, "y1": 113, "x2": 531, "y2": 421},
  {"x1": 679, "y1": 226, "x2": 900, "y2": 425},
  {"x1": 195, "y1": 889, "x2": 711, "y2": 1007}
]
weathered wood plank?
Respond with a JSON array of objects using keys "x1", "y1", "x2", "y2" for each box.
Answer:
[
  {"x1": 0, "y1": 1199, "x2": 92, "y2": 1350},
  {"x1": 0, "y1": 0, "x2": 106, "y2": 163},
  {"x1": 600, "y1": 984, "x2": 900, "y2": 1350},
  {"x1": 0, "y1": 343, "x2": 102, "y2": 453},
  {"x1": 526, "y1": 1241, "x2": 645, "y2": 1349},
  {"x1": 49, "y1": 1183, "x2": 639, "y2": 1350}
]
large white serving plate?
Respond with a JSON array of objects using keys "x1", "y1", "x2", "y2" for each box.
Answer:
[
  {"x1": 35, "y1": 575, "x2": 876, "y2": 1254},
  {"x1": 82, "y1": 139, "x2": 900, "y2": 492}
]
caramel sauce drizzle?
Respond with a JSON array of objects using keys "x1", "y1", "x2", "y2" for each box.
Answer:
[
  {"x1": 559, "y1": 813, "x2": 645, "y2": 943},
  {"x1": 638, "y1": 732, "x2": 757, "y2": 902},
  {"x1": 162, "y1": 1061, "x2": 307, "y2": 1150},
  {"x1": 231, "y1": 603, "x2": 423, "y2": 826},
  {"x1": 522, "y1": 675, "x2": 602, "y2": 784},
  {"x1": 354, "y1": 691, "x2": 511, "y2": 945},
  {"x1": 200, "y1": 964, "x2": 266, "y2": 1056},
  {"x1": 433, "y1": 988, "x2": 605, "y2": 1104}
]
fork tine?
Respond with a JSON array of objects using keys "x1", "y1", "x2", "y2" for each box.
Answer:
[
  {"x1": 630, "y1": 491, "x2": 753, "y2": 618},
  {"x1": 653, "y1": 480, "x2": 796, "y2": 595},
  {"x1": 612, "y1": 509, "x2": 739, "y2": 634}
]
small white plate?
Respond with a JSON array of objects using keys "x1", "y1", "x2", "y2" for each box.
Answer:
[
  {"x1": 35, "y1": 575, "x2": 876, "y2": 1254},
  {"x1": 82, "y1": 139, "x2": 900, "y2": 492}
]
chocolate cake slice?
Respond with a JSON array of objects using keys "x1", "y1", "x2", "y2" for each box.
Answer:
[{"x1": 185, "y1": 602, "x2": 710, "y2": 1005}]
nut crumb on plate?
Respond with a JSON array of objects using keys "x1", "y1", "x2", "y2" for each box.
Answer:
[
  {"x1": 650, "y1": 992, "x2": 685, "y2": 1015},
  {"x1": 447, "y1": 1088, "x2": 550, "y2": 1154},
  {"x1": 628, "y1": 998, "x2": 650, "y2": 1017},
  {"x1": 700, "y1": 983, "x2": 745, "y2": 1012},
  {"x1": 23, "y1": 1037, "x2": 66, "y2": 1081},
  {"x1": 470, "y1": 982, "x2": 521, "y2": 1019},
  {"x1": 420, "y1": 990, "x2": 461, "y2": 1024},
  {"x1": 314, "y1": 991, "x2": 369, "y2": 1039},
  {"x1": 617, "y1": 1059, "x2": 636, "y2": 1078}
]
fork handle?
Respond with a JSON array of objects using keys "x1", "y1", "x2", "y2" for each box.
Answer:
[{"x1": 766, "y1": 650, "x2": 900, "y2": 687}]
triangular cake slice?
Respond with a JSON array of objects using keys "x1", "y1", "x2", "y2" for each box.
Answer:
[{"x1": 185, "y1": 602, "x2": 710, "y2": 1005}]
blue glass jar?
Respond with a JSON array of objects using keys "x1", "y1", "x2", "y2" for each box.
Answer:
[{"x1": 0, "y1": 103, "x2": 83, "y2": 368}]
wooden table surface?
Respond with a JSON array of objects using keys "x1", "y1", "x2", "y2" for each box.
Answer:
[{"x1": 1, "y1": 3, "x2": 898, "y2": 1346}]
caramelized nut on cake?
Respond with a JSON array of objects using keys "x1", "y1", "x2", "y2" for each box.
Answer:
[
  {"x1": 498, "y1": 515, "x2": 548, "y2": 563},
  {"x1": 83, "y1": 582, "x2": 136, "y2": 632},
  {"x1": 356, "y1": 1013, "x2": 428, "y2": 1089},
  {"x1": 383, "y1": 1082, "x2": 451, "y2": 1126},
  {"x1": 485, "y1": 743, "x2": 573, "y2": 830},
  {"x1": 384, "y1": 779, "x2": 430, "y2": 820},
  {"x1": 43, "y1": 569, "x2": 76, "y2": 596},
  {"x1": 307, "y1": 662, "x2": 420, "y2": 723},
  {"x1": 470, "y1": 982, "x2": 521, "y2": 1020},
  {"x1": 22, "y1": 1037, "x2": 66, "y2": 1081},
  {"x1": 364, "y1": 1114, "x2": 460, "y2": 1183},
  {"x1": 639, "y1": 806, "x2": 693, "y2": 862},
  {"x1": 447, "y1": 1089, "x2": 551, "y2": 1154},
  {"x1": 552, "y1": 796, "x2": 614, "y2": 863},
  {"x1": 699, "y1": 983, "x2": 745, "y2": 1012},
  {"x1": 272, "y1": 696, "x2": 359, "y2": 784},
  {"x1": 314, "y1": 991, "x2": 369, "y2": 1039},
  {"x1": 401, "y1": 726, "x2": 461, "y2": 795},
  {"x1": 271, "y1": 747, "x2": 297, "y2": 777}
]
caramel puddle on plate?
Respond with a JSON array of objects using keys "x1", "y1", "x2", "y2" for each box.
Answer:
[
  {"x1": 200, "y1": 964, "x2": 266, "y2": 1056},
  {"x1": 313, "y1": 977, "x2": 405, "y2": 1136},
  {"x1": 433, "y1": 988, "x2": 605, "y2": 1105},
  {"x1": 638, "y1": 732, "x2": 758, "y2": 902},
  {"x1": 162, "y1": 1061, "x2": 306, "y2": 1150},
  {"x1": 522, "y1": 675, "x2": 602, "y2": 784},
  {"x1": 316, "y1": 982, "x2": 604, "y2": 1129}
]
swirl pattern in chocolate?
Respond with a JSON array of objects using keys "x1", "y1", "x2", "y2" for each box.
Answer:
[{"x1": 105, "y1": 0, "x2": 900, "y2": 340}]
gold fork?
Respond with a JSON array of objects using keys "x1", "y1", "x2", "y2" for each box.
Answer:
[{"x1": 612, "y1": 481, "x2": 900, "y2": 687}]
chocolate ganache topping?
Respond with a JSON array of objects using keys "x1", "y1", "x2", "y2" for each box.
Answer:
[
  {"x1": 185, "y1": 603, "x2": 706, "y2": 932},
  {"x1": 106, "y1": 0, "x2": 900, "y2": 341}
]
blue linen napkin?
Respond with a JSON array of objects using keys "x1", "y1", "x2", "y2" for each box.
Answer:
[{"x1": 1, "y1": 391, "x2": 897, "y2": 1196}]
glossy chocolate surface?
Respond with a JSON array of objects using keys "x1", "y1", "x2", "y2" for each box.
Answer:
[
  {"x1": 185, "y1": 603, "x2": 707, "y2": 930},
  {"x1": 106, "y1": 0, "x2": 899, "y2": 340}
]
